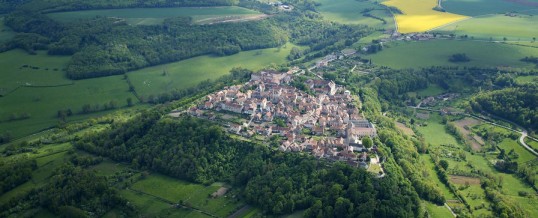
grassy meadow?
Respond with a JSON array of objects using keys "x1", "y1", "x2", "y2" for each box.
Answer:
[
  {"x1": 498, "y1": 138, "x2": 537, "y2": 163},
  {"x1": 435, "y1": 14, "x2": 538, "y2": 41},
  {"x1": 47, "y1": 6, "x2": 261, "y2": 25},
  {"x1": 0, "y1": 74, "x2": 138, "y2": 138},
  {"x1": 515, "y1": 75, "x2": 538, "y2": 84},
  {"x1": 315, "y1": 0, "x2": 395, "y2": 29},
  {"x1": 368, "y1": 40, "x2": 538, "y2": 69},
  {"x1": 417, "y1": 113, "x2": 459, "y2": 146},
  {"x1": 382, "y1": 0, "x2": 468, "y2": 33},
  {"x1": 423, "y1": 201, "x2": 454, "y2": 218},
  {"x1": 0, "y1": 49, "x2": 72, "y2": 95},
  {"x1": 128, "y1": 43, "x2": 296, "y2": 97},
  {"x1": 130, "y1": 173, "x2": 243, "y2": 217},
  {"x1": 442, "y1": 0, "x2": 538, "y2": 16}
]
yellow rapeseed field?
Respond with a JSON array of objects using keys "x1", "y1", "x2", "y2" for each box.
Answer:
[{"x1": 382, "y1": 0, "x2": 469, "y2": 33}]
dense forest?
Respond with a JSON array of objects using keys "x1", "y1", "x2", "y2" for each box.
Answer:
[
  {"x1": 3, "y1": 13, "x2": 287, "y2": 79},
  {"x1": 471, "y1": 85, "x2": 538, "y2": 133},
  {"x1": 0, "y1": 158, "x2": 36, "y2": 195},
  {"x1": 3, "y1": 0, "x2": 238, "y2": 13},
  {"x1": 2, "y1": 4, "x2": 370, "y2": 79},
  {"x1": 0, "y1": 163, "x2": 134, "y2": 217},
  {"x1": 72, "y1": 113, "x2": 423, "y2": 216}
]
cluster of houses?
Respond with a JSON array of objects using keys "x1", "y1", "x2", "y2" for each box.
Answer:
[{"x1": 189, "y1": 70, "x2": 378, "y2": 168}]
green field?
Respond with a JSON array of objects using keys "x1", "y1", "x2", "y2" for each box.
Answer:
[
  {"x1": 129, "y1": 43, "x2": 296, "y2": 97},
  {"x1": 421, "y1": 155, "x2": 458, "y2": 200},
  {"x1": 423, "y1": 201, "x2": 454, "y2": 218},
  {"x1": 515, "y1": 75, "x2": 538, "y2": 84},
  {"x1": 47, "y1": 6, "x2": 261, "y2": 25},
  {"x1": 436, "y1": 14, "x2": 538, "y2": 41},
  {"x1": 368, "y1": 40, "x2": 538, "y2": 69},
  {"x1": 0, "y1": 74, "x2": 138, "y2": 138},
  {"x1": 498, "y1": 138, "x2": 537, "y2": 163},
  {"x1": 458, "y1": 184, "x2": 491, "y2": 216},
  {"x1": 417, "y1": 113, "x2": 460, "y2": 146},
  {"x1": 119, "y1": 189, "x2": 208, "y2": 218},
  {"x1": 525, "y1": 138, "x2": 538, "y2": 150},
  {"x1": 131, "y1": 174, "x2": 243, "y2": 217},
  {"x1": 416, "y1": 84, "x2": 446, "y2": 97},
  {"x1": 316, "y1": 0, "x2": 395, "y2": 29},
  {"x1": 0, "y1": 49, "x2": 72, "y2": 95},
  {"x1": 0, "y1": 144, "x2": 71, "y2": 205},
  {"x1": 443, "y1": 0, "x2": 538, "y2": 16}
]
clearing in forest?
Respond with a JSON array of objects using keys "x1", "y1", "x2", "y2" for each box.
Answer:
[{"x1": 382, "y1": 0, "x2": 468, "y2": 33}]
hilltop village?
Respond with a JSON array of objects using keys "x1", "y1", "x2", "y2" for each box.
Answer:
[{"x1": 189, "y1": 70, "x2": 382, "y2": 171}]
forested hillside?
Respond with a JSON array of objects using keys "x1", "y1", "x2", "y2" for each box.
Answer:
[
  {"x1": 2, "y1": 2, "x2": 371, "y2": 79},
  {"x1": 73, "y1": 113, "x2": 422, "y2": 216},
  {"x1": 9, "y1": 0, "x2": 238, "y2": 13},
  {"x1": 471, "y1": 86, "x2": 538, "y2": 132}
]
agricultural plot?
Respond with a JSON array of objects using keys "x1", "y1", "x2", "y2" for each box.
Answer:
[
  {"x1": 130, "y1": 174, "x2": 243, "y2": 217},
  {"x1": 128, "y1": 43, "x2": 295, "y2": 97},
  {"x1": 416, "y1": 113, "x2": 459, "y2": 146},
  {"x1": 119, "y1": 189, "x2": 207, "y2": 218},
  {"x1": 435, "y1": 14, "x2": 538, "y2": 41},
  {"x1": 416, "y1": 84, "x2": 446, "y2": 97},
  {"x1": 515, "y1": 75, "x2": 538, "y2": 84},
  {"x1": 453, "y1": 118, "x2": 484, "y2": 151},
  {"x1": 498, "y1": 138, "x2": 536, "y2": 163},
  {"x1": 0, "y1": 75, "x2": 137, "y2": 138},
  {"x1": 423, "y1": 201, "x2": 454, "y2": 218},
  {"x1": 396, "y1": 122, "x2": 414, "y2": 135},
  {"x1": 47, "y1": 7, "x2": 261, "y2": 25},
  {"x1": 316, "y1": 0, "x2": 395, "y2": 29},
  {"x1": 0, "y1": 143, "x2": 72, "y2": 205},
  {"x1": 368, "y1": 40, "x2": 538, "y2": 69},
  {"x1": 443, "y1": 0, "x2": 538, "y2": 16},
  {"x1": 0, "y1": 49, "x2": 71, "y2": 96},
  {"x1": 382, "y1": 0, "x2": 468, "y2": 33},
  {"x1": 457, "y1": 184, "x2": 491, "y2": 216}
]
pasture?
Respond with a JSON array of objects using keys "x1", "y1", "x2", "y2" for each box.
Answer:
[
  {"x1": 128, "y1": 43, "x2": 295, "y2": 97},
  {"x1": 0, "y1": 49, "x2": 71, "y2": 96},
  {"x1": 442, "y1": 0, "x2": 538, "y2": 16},
  {"x1": 0, "y1": 74, "x2": 137, "y2": 138},
  {"x1": 119, "y1": 189, "x2": 207, "y2": 217},
  {"x1": 315, "y1": 0, "x2": 395, "y2": 29},
  {"x1": 498, "y1": 138, "x2": 536, "y2": 163},
  {"x1": 47, "y1": 7, "x2": 261, "y2": 25},
  {"x1": 368, "y1": 40, "x2": 538, "y2": 69},
  {"x1": 416, "y1": 113, "x2": 460, "y2": 146},
  {"x1": 435, "y1": 14, "x2": 538, "y2": 41},
  {"x1": 423, "y1": 201, "x2": 454, "y2": 218},
  {"x1": 515, "y1": 75, "x2": 538, "y2": 84},
  {"x1": 382, "y1": 0, "x2": 468, "y2": 33},
  {"x1": 416, "y1": 84, "x2": 446, "y2": 97},
  {"x1": 130, "y1": 174, "x2": 243, "y2": 217}
]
